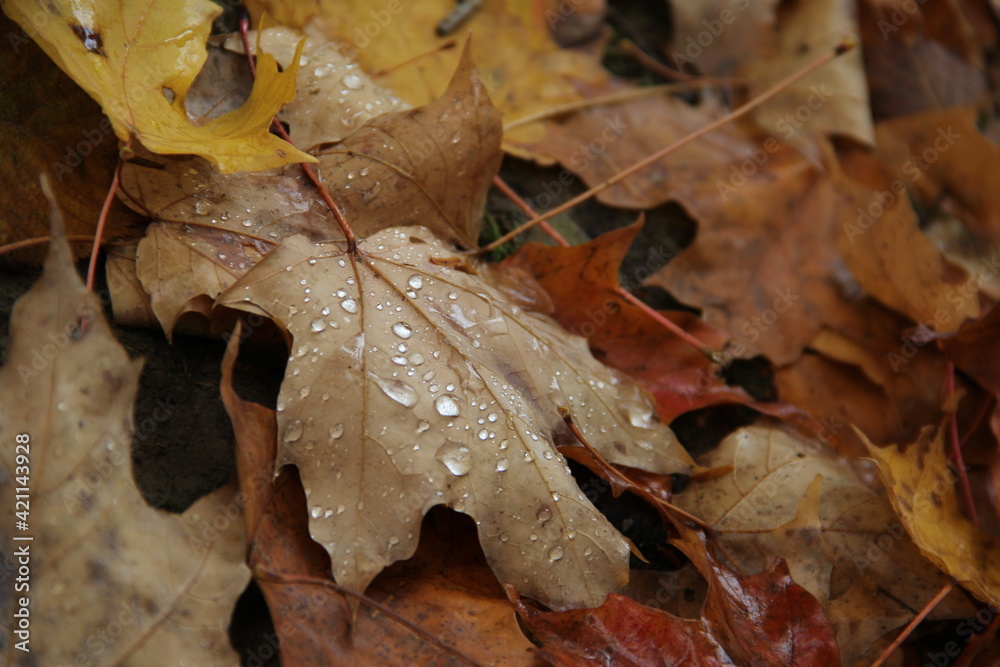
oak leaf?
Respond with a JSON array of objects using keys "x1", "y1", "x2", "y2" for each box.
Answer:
[
  {"x1": 1, "y1": 0, "x2": 313, "y2": 172},
  {"x1": 215, "y1": 225, "x2": 692, "y2": 611},
  {"x1": 0, "y1": 203, "x2": 249, "y2": 664}
]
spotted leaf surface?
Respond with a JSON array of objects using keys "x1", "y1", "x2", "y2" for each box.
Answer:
[{"x1": 216, "y1": 226, "x2": 692, "y2": 611}]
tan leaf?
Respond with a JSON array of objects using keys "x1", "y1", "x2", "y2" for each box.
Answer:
[
  {"x1": 0, "y1": 205, "x2": 249, "y2": 663},
  {"x1": 222, "y1": 25, "x2": 409, "y2": 150},
  {"x1": 861, "y1": 424, "x2": 1000, "y2": 607},
  {"x1": 215, "y1": 225, "x2": 692, "y2": 611},
  {"x1": 673, "y1": 423, "x2": 973, "y2": 646}
]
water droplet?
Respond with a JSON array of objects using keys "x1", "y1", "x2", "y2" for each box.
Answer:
[
  {"x1": 409, "y1": 353, "x2": 425, "y2": 366},
  {"x1": 487, "y1": 412, "x2": 498, "y2": 423},
  {"x1": 284, "y1": 420, "x2": 304, "y2": 442},
  {"x1": 499, "y1": 531, "x2": 509, "y2": 542},
  {"x1": 407, "y1": 274, "x2": 423, "y2": 289},
  {"x1": 529, "y1": 533, "x2": 538, "y2": 542},
  {"x1": 388, "y1": 535, "x2": 399, "y2": 545},
  {"x1": 435, "y1": 394, "x2": 460, "y2": 417},
  {"x1": 437, "y1": 441, "x2": 471, "y2": 476},
  {"x1": 340, "y1": 297, "x2": 358, "y2": 313},
  {"x1": 477, "y1": 428, "x2": 489, "y2": 440},
  {"x1": 329, "y1": 423, "x2": 345, "y2": 439},
  {"x1": 337, "y1": 505, "x2": 346, "y2": 514},
  {"x1": 543, "y1": 450, "x2": 554, "y2": 460},
  {"x1": 392, "y1": 322, "x2": 413, "y2": 339},
  {"x1": 343, "y1": 73, "x2": 363, "y2": 89},
  {"x1": 496, "y1": 459, "x2": 509, "y2": 472},
  {"x1": 310, "y1": 505, "x2": 322, "y2": 519},
  {"x1": 416, "y1": 420, "x2": 431, "y2": 433},
  {"x1": 299, "y1": 386, "x2": 311, "y2": 398},
  {"x1": 548, "y1": 546, "x2": 564, "y2": 562},
  {"x1": 311, "y1": 318, "x2": 327, "y2": 332},
  {"x1": 194, "y1": 200, "x2": 212, "y2": 215},
  {"x1": 375, "y1": 378, "x2": 417, "y2": 407},
  {"x1": 359, "y1": 167, "x2": 370, "y2": 176},
  {"x1": 551, "y1": 491, "x2": 560, "y2": 502}
]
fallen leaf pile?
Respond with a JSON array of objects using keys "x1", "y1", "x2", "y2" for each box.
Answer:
[{"x1": 3, "y1": 0, "x2": 1000, "y2": 664}]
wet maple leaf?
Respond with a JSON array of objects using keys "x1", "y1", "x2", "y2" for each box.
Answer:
[
  {"x1": 113, "y1": 45, "x2": 501, "y2": 334},
  {"x1": 1, "y1": 0, "x2": 312, "y2": 172},
  {"x1": 0, "y1": 198, "x2": 248, "y2": 664},
  {"x1": 215, "y1": 225, "x2": 692, "y2": 611}
]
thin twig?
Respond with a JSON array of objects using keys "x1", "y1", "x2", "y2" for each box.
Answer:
[
  {"x1": 871, "y1": 581, "x2": 955, "y2": 666},
  {"x1": 88, "y1": 159, "x2": 123, "y2": 290},
  {"x1": 947, "y1": 362, "x2": 979, "y2": 525},
  {"x1": 479, "y1": 38, "x2": 856, "y2": 253}
]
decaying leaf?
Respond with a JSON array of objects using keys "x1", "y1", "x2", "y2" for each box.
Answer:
[
  {"x1": 861, "y1": 424, "x2": 1000, "y2": 607},
  {"x1": 509, "y1": 531, "x2": 840, "y2": 666},
  {"x1": 114, "y1": 43, "x2": 501, "y2": 334},
  {"x1": 215, "y1": 225, "x2": 692, "y2": 611},
  {"x1": 1, "y1": 0, "x2": 312, "y2": 172},
  {"x1": 0, "y1": 204, "x2": 248, "y2": 663},
  {"x1": 673, "y1": 423, "x2": 974, "y2": 651}
]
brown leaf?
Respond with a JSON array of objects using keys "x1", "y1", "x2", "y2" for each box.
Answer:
[
  {"x1": 507, "y1": 223, "x2": 823, "y2": 430},
  {"x1": 0, "y1": 201, "x2": 248, "y2": 664},
  {"x1": 116, "y1": 43, "x2": 502, "y2": 334},
  {"x1": 861, "y1": 424, "x2": 1000, "y2": 608},
  {"x1": 215, "y1": 225, "x2": 692, "y2": 611},
  {"x1": 0, "y1": 10, "x2": 137, "y2": 266},
  {"x1": 221, "y1": 334, "x2": 544, "y2": 666},
  {"x1": 508, "y1": 532, "x2": 840, "y2": 666},
  {"x1": 673, "y1": 423, "x2": 974, "y2": 652},
  {"x1": 221, "y1": 25, "x2": 409, "y2": 150},
  {"x1": 836, "y1": 144, "x2": 979, "y2": 331}
]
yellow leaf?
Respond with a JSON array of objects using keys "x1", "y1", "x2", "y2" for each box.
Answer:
[
  {"x1": 2, "y1": 0, "x2": 315, "y2": 172},
  {"x1": 861, "y1": 425, "x2": 1000, "y2": 607}
]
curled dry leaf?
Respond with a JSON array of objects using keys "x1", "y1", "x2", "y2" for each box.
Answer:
[
  {"x1": 114, "y1": 43, "x2": 501, "y2": 334},
  {"x1": 0, "y1": 208, "x2": 248, "y2": 664},
  {"x1": 215, "y1": 225, "x2": 692, "y2": 611},
  {"x1": 1, "y1": 0, "x2": 312, "y2": 172},
  {"x1": 861, "y1": 425, "x2": 1000, "y2": 608},
  {"x1": 673, "y1": 423, "x2": 974, "y2": 656}
]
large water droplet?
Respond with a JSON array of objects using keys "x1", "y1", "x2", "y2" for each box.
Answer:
[
  {"x1": 407, "y1": 275, "x2": 423, "y2": 289},
  {"x1": 329, "y1": 423, "x2": 345, "y2": 439},
  {"x1": 310, "y1": 505, "x2": 322, "y2": 519},
  {"x1": 499, "y1": 531, "x2": 509, "y2": 542},
  {"x1": 416, "y1": 420, "x2": 431, "y2": 433},
  {"x1": 536, "y1": 506, "x2": 552, "y2": 522},
  {"x1": 496, "y1": 459, "x2": 509, "y2": 472},
  {"x1": 392, "y1": 322, "x2": 413, "y2": 339},
  {"x1": 284, "y1": 419, "x2": 304, "y2": 442},
  {"x1": 435, "y1": 394, "x2": 460, "y2": 417},
  {"x1": 343, "y1": 73, "x2": 363, "y2": 89},
  {"x1": 311, "y1": 318, "x2": 327, "y2": 332},
  {"x1": 437, "y1": 441, "x2": 472, "y2": 476},
  {"x1": 375, "y1": 378, "x2": 417, "y2": 407},
  {"x1": 340, "y1": 297, "x2": 359, "y2": 313},
  {"x1": 194, "y1": 200, "x2": 212, "y2": 215},
  {"x1": 548, "y1": 546, "x2": 564, "y2": 562}
]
